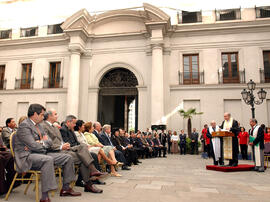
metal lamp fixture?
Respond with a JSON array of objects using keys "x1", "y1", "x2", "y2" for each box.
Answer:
[{"x1": 241, "y1": 79, "x2": 267, "y2": 118}]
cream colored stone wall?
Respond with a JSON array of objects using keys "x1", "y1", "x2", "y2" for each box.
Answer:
[{"x1": 0, "y1": 5, "x2": 270, "y2": 133}]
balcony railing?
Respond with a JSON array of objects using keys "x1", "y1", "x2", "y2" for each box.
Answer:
[
  {"x1": 218, "y1": 68, "x2": 246, "y2": 84},
  {"x1": 0, "y1": 79, "x2": 6, "y2": 90},
  {"x1": 43, "y1": 77, "x2": 63, "y2": 88},
  {"x1": 178, "y1": 11, "x2": 202, "y2": 24},
  {"x1": 15, "y1": 78, "x2": 34, "y2": 89},
  {"x1": 216, "y1": 8, "x2": 241, "y2": 21},
  {"x1": 259, "y1": 68, "x2": 270, "y2": 83},
  {"x1": 256, "y1": 6, "x2": 270, "y2": 18},
  {"x1": 178, "y1": 71, "x2": 204, "y2": 85}
]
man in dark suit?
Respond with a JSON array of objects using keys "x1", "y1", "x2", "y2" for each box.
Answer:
[
  {"x1": 249, "y1": 119, "x2": 265, "y2": 172},
  {"x1": 92, "y1": 122, "x2": 104, "y2": 144},
  {"x1": 41, "y1": 110, "x2": 104, "y2": 193},
  {"x1": 167, "y1": 130, "x2": 172, "y2": 154},
  {"x1": 14, "y1": 104, "x2": 81, "y2": 202},
  {"x1": 146, "y1": 133, "x2": 158, "y2": 157},
  {"x1": 220, "y1": 112, "x2": 240, "y2": 167},
  {"x1": 179, "y1": 130, "x2": 187, "y2": 155},
  {"x1": 159, "y1": 130, "x2": 167, "y2": 148},
  {"x1": 0, "y1": 134, "x2": 17, "y2": 195},
  {"x1": 1, "y1": 118, "x2": 17, "y2": 149},
  {"x1": 153, "y1": 133, "x2": 167, "y2": 157},
  {"x1": 100, "y1": 124, "x2": 130, "y2": 170},
  {"x1": 190, "y1": 128, "x2": 199, "y2": 155},
  {"x1": 119, "y1": 129, "x2": 139, "y2": 165}
]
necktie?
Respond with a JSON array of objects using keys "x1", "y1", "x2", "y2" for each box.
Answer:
[{"x1": 35, "y1": 125, "x2": 42, "y2": 140}]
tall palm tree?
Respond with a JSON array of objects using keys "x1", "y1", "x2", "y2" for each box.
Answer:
[{"x1": 178, "y1": 108, "x2": 203, "y2": 137}]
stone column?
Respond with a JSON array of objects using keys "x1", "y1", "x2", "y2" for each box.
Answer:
[
  {"x1": 67, "y1": 47, "x2": 81, "y2": 117},
  {"x1": 151, "y1": 43, "x2": 164, "y2": 125},
  {"x1": 88, "y1": 87, "x2": 99, "y2": 122}
]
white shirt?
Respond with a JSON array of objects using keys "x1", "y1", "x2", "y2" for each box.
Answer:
[{"x1": 171, "y1": 135, "x2": 179, "y2": 141}]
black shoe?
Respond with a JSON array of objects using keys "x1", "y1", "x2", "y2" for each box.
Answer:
[
  {"x1": 163, "y1": 156, "x2": 167, "y2": 158},
  {"x1": 231, "y1": 163, "x2": 238, "y2": 167},
  {"x1": 133, "y1": 162, "x2": 138, "y2": 165},
  {"x1": 257, "y1": 168, "x2": 265, "y2": 172},
  {"x1": 92, "y1": 180, "x2": 106, "y2": 185},
  {"x1": 84, "y1": 183, "x2": 103, "y2": 193},
  {"x1": 122, "y1": 166, "x2": 131, "y2": 170},
  {"x1": 75, "y1": 180, "x2": 85, "y2": 187},
  {"x1": 137, "y1": 161, "x2": 142, "y2": 164}
]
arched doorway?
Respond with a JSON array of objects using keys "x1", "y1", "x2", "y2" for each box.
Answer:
[{"x1": 98, "y1": 68, "x2": 138, "y2": 132}]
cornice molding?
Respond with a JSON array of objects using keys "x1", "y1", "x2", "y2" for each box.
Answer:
[
  {"x1": 0, "y1": 34, "x2": 68, "y2": 48},
  {"x1": 0, "y1": 88, "x2": 67, "y2": 95},
  {"x1": 170, "y1": 84, "x2": 270, "y2": 91}
]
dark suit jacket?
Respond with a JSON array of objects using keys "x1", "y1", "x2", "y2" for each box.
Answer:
[
  {"x1": 190, "y1": 132, "x2": 199, "y2": 142},
  {"x1": 153, "y1": 138, "x2": 161, "y2": 147},
  {"x1": 179, "y1": 134, "x2": 187, "y2": 145},
  {"x1": 251, "y1": 126, "x2": 265, "y2": 149},
  {"x1": 93, "y1": 130, "x2": 104, "y2": 145},
  {"x1": 100, "y1": 132, "x2": 114, "y2": 146},
  {"x1": 41, "y1": 121, "x2": 94, "y2": 166},
  {"x1": 60, "y1": 124, "x2": 80, "y2": 147},
  {"x1": 14, "y1": 118, "x2": 52, "y2": 173},
  {"x1": 135, "y1": 137, "x2": 144, "y2": 148},
  {"x1": 111, "y1": 135, "x2": 123, "y2": 151}
]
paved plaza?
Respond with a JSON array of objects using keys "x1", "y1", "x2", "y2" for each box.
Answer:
[{"x1": 1, "y1": 154, "x2": 270, "y2": 202}]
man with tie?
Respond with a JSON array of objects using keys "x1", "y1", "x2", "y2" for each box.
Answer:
[
  {"x1": 1, "y1": 118, "x2": 17, "y2": 148},
  {"x1": 14, "y1": 104, "x2": 81, "y2": 202},
  {"x1": 100, "y1": 124, "x2": 130, "y2": 170},
  {"x1": 41, "y1": 110, "x2": 104, "y2": 193}
]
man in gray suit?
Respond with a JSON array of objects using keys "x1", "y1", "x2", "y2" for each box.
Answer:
[
  {"x1": 14, "y1": 104, "x2": 81, "y2": 202},
  {"x1": 1, "y1": 118, "x2": 17, "y2": 148},
  {"x1": 40, "y1": 109, "x2": 104, "y2": 193}
]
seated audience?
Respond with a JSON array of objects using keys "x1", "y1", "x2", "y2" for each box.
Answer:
[
  {"x1": 41, "y1": 110, "x2": 105, "y2": 193},
  {"x1": 119, "y1": 129, "x2": 139, "y2": 165},
  {"x1": 100, "y1": 124, "x2": 130, "y2": 170},
  {"x1": 146, "y1": 133, "x2": 158, "y2": 157},
  {"x1": 82, "y1": 122, "x2": 122, "y2": 177},
  {"x1": 153, "y1": 132, "x2": 167, "y2": 157},
  {"x1": 15, "y1": 104, "x2": 81, "y2": 202}
]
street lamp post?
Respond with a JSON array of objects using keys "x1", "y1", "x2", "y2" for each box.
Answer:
[{"x1": 241, "y1": 79, "x2": 267, "y2": 118}]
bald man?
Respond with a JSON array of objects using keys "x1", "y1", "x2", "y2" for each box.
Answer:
[
  {"x1": 220, "y1": 112, "x2": 240, "y2": 167},
  {"x1": 207, "y1": 121, "x2": 223, "y2": 165}
]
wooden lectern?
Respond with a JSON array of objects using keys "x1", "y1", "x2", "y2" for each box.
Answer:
[
  {"x1": 212, "y1": 131, "x2": 234, "y2": 137},
  {"x1": 212, "y1": 131, "x2": 234, "y2": 160}
]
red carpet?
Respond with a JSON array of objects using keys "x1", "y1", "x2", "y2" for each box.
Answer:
[{"x1": 206, "y1": 164, "x2": 255, "y2": 172}]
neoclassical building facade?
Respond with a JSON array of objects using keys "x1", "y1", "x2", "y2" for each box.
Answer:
[{"x1": 0, "y1": 3, "x2": 270, "y2": 131}]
